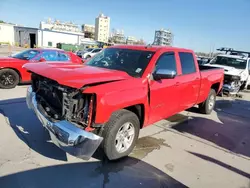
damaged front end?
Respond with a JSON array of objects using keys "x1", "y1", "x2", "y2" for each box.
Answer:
[
  {"x1": 222, "y1": 74, "x2": 242, "y2": 95},
  {"x1": 26, "y1": 74, "x2": 103, "y2": 159}
]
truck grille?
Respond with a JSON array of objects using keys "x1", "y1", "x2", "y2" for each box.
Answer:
[
  {"x1": 31, "y1": 73, "x2": 93, "y2": 127},
  {"x1": 223, "y1": 74, "x2": 240, "y2": 84},
  {"x1": 32, "y1": 75, "x2": 64, "y2": 119}
]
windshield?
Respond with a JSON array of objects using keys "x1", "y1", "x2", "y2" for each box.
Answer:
[
  {"x1": 12, "y1": 50, "x2": 40, "y2": 60},
  {"x1": 210, "y1": 56, "x2": 247, "y2": 69},
  {"x1": 86, "y1": 48, "x2": 155, "y2": 77}
]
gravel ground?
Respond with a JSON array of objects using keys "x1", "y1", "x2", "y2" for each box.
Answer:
[{"x1": 0, "y1": 45, "x2": 26, "y2": 57}]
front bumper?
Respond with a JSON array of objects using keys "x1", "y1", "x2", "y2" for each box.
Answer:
[
  {"x1": 26, "y1": 86, "x2": 103, "y2": 159},
  {"x1": 222, "y1": 84, "x2": 240, "y2": 95}
]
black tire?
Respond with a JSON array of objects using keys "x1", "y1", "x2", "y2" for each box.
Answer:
[
  {"x1": 199, "y1": 89, "x2": 216, "y2": 114},
  {"x1": 101, "y1": 109, "x2": 140, "y2": 160},
  {"x1": 0, "y1": 69, "x2": 20, "y2": 89}
]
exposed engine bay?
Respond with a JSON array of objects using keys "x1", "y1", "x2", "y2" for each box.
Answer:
[{"x1": 31, "y1": 73, "x2": 94, "y2": 129}]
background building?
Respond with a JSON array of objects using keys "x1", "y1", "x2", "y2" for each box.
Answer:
[
  {"x1": 153, "y1": 29, "x2": 173, "y2": 46},
  {"x1": 82, "y1": 24, "x2": 95, "y2": 39},
  {"x1": 0, "y1": 23, "x2": 15, "y2": 45},
  {"x1": 109, "y1": 29, "x2": 126, "y2": 44},
  {"x1": 37, "y1": 30, "x2": 84, "y2": 48},
  {"x1": 40, "y1": 18, "x2": 81, "y2": 33},
  {"x1": 126, "y1": 36, "x2": 138, "y2": 45},
  {"x1": 95, "y1": 13, "x2": 110, "y2": 43},
  {"x1": 14, "y1": 26, "x2": 38, "y2": 48}
]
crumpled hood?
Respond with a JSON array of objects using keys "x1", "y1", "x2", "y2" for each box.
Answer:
[
  {"x1": 206, "y1": 64, "x2": 243, "y2": 76},
  {"x1": 23, "y1": 63, "x2": 132, "y2": 89}
]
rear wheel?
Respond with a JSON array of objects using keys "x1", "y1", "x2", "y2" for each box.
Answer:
[
  {"x1": 199, "y1": 89, "x2": 216, "y2": 114},
  {"x1": 0, "y1": 69, "x2": 19, "y2": 89},
  {"x1": 101, "y1": 109, "x2": 140, "y2": 160}
]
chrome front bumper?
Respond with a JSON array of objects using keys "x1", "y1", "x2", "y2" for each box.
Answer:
[{"x1": 26, "y1": 86, "x2": 103, "y2": 159}]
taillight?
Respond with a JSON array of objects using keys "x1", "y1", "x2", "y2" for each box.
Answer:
[{"x1": 85, "y1": 95, "x2": 94, "y2": 132}]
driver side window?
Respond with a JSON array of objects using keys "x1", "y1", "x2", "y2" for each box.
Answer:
[{"x1": 155, "y1": 52, "x2": 177, "y2": 72}]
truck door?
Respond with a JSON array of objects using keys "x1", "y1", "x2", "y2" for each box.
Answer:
[
  {"x1": 177, "y1": 52, "x2": 200, "y2": 111},
  {"x1": 148, "y1": 52, "x2": 181, "y2": 123}
]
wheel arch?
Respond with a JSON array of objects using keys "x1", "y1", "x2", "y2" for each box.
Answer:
[
  {"x1": 211, "y1": 82, "x2": 220, "y2": 94},
  {"x1": 125, "y1": 104, "x2": 145, "y2": 129}
]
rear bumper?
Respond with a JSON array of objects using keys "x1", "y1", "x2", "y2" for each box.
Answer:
[{"x1": 26, "y1": 86, "x2": 103, "y2": 159}]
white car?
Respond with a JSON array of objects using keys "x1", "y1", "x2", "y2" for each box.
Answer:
[
  {"x1": 206, "y1": 48, "x2": 250, "y2": 94},
  {"x1": 81, "y1": 48, "x2": 102, "y2": 59}
]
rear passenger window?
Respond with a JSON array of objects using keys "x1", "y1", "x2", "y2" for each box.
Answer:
[
  {"x1": 179, "y1": 52, "x2": 196, "y2": 74},
  {"x1": 58, "y1": 52, "x2": 70, "y2": 61},
  {"x1": 155, "y1": 52, "x2": 177, "y2": 72}
]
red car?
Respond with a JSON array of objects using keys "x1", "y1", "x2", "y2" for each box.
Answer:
[
  {"x1": 25, "y1": 45, "x2": 224, "y2": 160},
  {"x1": 0, "y1": 48, "x2": 83, "y2": 89}
]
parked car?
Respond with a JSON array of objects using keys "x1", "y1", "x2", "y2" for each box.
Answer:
[
  {"x1": 25, "y1": 45, "x2": 224, "y2": 160},
  {"x1": 206, "y1": 48, "x2": 250, "y2": 94},
  {"x1": 0, "y1": 48, "x2": 83, "y2": 89},
  {"x1": 80, "y1": 48, "x2": 102, "y2": 59}
]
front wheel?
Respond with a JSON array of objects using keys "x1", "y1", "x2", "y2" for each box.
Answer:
[
  {"x1": 199, "y1": 89, "x2": 216, "y2": 114},
  {"x1": 0, "y1": 69, "x2": 20, "y2": 89},
  {"x1": 101, "y1": 109, "x2": 140, "y2": 160}
]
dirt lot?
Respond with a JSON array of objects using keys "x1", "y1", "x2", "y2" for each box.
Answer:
[
  {"x1": 0, "y1": 45, "x2": 26, "y2": 57},
  {"x1": 0, "y1": 86, "x2": 250, "y2": 188}
]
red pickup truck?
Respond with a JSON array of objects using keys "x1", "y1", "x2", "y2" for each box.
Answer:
[
  {"x1": 25, "y1": 45, "x2": 224, "y2": 160},
  {"x1": 0, "y1": 48, "x2": 82, "y2": 89}
]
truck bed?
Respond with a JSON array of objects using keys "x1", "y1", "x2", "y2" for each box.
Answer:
[
  {"x1": 199, "y1": 65, "x2": 222, "y2": 71},
  {"x1": 197, "y1": 65, "x2": 224, "y2": 104}
]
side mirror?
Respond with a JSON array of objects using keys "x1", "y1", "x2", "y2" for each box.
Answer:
[
  {"x1": 39, "y1": 57, "x2": 46, "y2": 62},
  {"x1": 153, "y1": 69, "x2": 177, "y2": 80}
]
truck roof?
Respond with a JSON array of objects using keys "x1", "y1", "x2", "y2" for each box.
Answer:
[{"x1": 109, "y1": 45, "x2": 193, "y2": 52}]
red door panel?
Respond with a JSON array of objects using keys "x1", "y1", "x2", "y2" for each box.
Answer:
[
  {"x1": 149, "y1": 77, "x2": 181, "y2": 123},
  {"x1": 148, "y1": 51, "x2": 181, "y2": 124},
  {"x1": 177, "y1": 52, "x2": 201, "y2": 111}
]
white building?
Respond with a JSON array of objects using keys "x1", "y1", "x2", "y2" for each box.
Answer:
[
  {"x1": 110, "y1": 29, "x2": 126, "y2": 44},
  {"x1": 0, "y1": 23, "x2": 15, "y2": 45},
  {"x1": 38, "y1": 18, "x2": 85, "y2": 48},
  {"x1": 37, "y1": 29, "x2": 85, "y2": 48},
  {"x1": 153, "y1": 28, "x2": 173, "y2": 46},
  {"x1": 40, "y1": 18, "x2": 81, "y2": 34},
  {"x1": 95, "y1": 13, "x2": 110, "y2": 43},
  {"x1": 126, "y1": 36, "x2": 138, "y2": 45}
]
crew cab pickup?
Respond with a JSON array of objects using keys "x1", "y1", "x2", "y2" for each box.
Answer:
[
  {"x1": 0, "y1": 48, "x2": 83, "y2": 89},
  {"x1": 25, "y1": 45, "x2": 224, "y2": 160}
]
